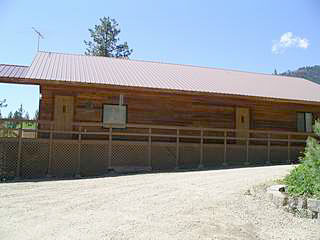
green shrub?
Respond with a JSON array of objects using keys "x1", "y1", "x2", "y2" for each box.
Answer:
[{"x1": 284, "y1": 120, "x2": 320, "y2": 199}]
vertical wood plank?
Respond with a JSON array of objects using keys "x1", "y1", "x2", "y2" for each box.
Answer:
[
  {"x1": 16, "y1": 122, "x2": 22, "y2": 179},
  {"x1": 48, "y1": 122, "x2": 53, "y2": 176},
  {"x1": 267, "y1": 133, "x2": 271, "y2": 164},
  {"x1": 287, "y1": 134, "x2": 291, "y2": 164},
  {"x1": 223, "y1": 130, "x2": 227, "y2": 166},
  {"x1": 148, "y1": 128, "x2": 152, "y2": 169},
  {"x1": 176, "y1": 129, "x2": 179, "y2": 169},
  {"x1": 199, "y1": 129, "x2": 204, "y2": 168},
  {"x1": 76, "y1": 127, "x2": 82, "y2": 177},
  {"x1": 108, "y1": 128, "x2": 112, "y2": 169},
  {"x1": 245, "y1": 137, "x2": 249, "y2": 165}
]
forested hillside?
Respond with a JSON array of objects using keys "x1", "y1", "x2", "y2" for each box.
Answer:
[{"x1": 280, "y1": 65, "x2": 320, "y2": 84}]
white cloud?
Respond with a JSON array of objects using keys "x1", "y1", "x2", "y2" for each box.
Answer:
[{"x1": 272, "y1": 32, "x2": 309, "y2": 54}]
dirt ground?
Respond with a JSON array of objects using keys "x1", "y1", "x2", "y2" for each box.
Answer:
[{"x1": 0, "y1": 165, "x2": 319, "y2": 240}]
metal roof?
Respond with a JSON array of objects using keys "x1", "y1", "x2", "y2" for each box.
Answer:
[
  {"x1": 0, "y1": 64, "x2": 29, "y2": 78},
  {"x1": 24, "y1": 51, "x2": 320, "y2": 103}
]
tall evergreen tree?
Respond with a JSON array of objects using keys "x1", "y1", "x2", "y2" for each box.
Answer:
[
  {"x1": 84, "y1": 17, "x2": 133, "y2": 58},
  {"x1": 13, "y1": 104, "x2": 24, "y2": 120},
  {"x1": 7, "y1": 111, "x2": 13, "y2": 119},
  {"x1": 0, "y1": 99, "x2": 7, "y2": 108},
  {"x1": 0, "y1": 99, "x2": 7, "y2": 118}
]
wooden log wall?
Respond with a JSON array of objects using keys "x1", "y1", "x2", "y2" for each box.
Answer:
[{"x1": 39, "y1": 83, "x2": 320, "y2": 133}]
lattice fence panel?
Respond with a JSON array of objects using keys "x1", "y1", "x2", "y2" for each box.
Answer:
[
  {"x1": 0, "y1": 138, "x2": 18, "y2": 178},
  {"x1": 227, "y1": 145, "x2": 247, "y2": 165},
  {"x1": 81, "y1": 141, "x2": 108, "y2": 176},
  {"x1": 248, "y1": 146, "x2": 268, "y2": 165},
  {"x1": 151, "y1": 143, "x2": 176, "y2": 170},
  {"x1": 52, "y1": 141, "x2": 78, "y2": 177},
  {"x1": 290, "y1": 147, "x2": 304, "y2": 163},
  {"x1": 21, "y1": 139, "x2": 49, "y2": 178},
  {"x1": 179, "y1": 143, "x2": 200, "y2": 168},
  {"x1": 203, "y1": 144, "x2": 224, "y2": 167},
  {"x1": 111, "y1": 142, "x2": 148, "y2": 170},
  {"x1": 270, "y1": 146, "x2": 288, "y2": 164}
]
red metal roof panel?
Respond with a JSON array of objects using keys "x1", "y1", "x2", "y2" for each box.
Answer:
[
  {"x1": 0, "y1": 64, "x2": 28, "y2": 78},
  {"x1": 24, "y1": 51, "x2": 320, "y2": 103}
]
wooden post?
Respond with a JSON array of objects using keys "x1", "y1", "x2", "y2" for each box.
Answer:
[
  {"x1": 267, "y1": 133, "x2": 271, "y2": 164},
  {"x1": 108, "y1": 127, "x2": 112, "y2": 169},
  {"x1": 16, "y1": 122, "x2": 23, "y2": 179},
  {"x1": 148, "y1": 128, "x2": 152, "y2": 170},
  {"x1": 223, "y1": 130, "x2": 227, "y2": 166},
  {"x1": 287, "y1": 134, "x2": 291, "y2": 164},
  {"x1": 199, "y1": 129, "x2": 204, "y2": 168},
  {"x1": 76, "y1": 127, "x2": 81, "y2": 177},
  {"x1": 47, "y1": 123, "x2": 53, "y2": 177},
  {"x1": 245, "y1": 137, "x2": 249, "y2": 165},
  {"x1": 175, "y1": 129, "x2": 179, "y2": 169}
]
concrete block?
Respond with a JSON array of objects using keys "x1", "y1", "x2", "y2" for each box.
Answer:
[
  {"x1": 297, "y1": 198, "x2": 307, "y2": 209},
  {"x1": 272, "y1": 191, "x2": 288, "y2": 207},
  {"x1": 267, "y1": 184, "x2": 287, "y2": 193},
  {"x1": 307, "y1": 199, "x2": 320, "y2": 213},
  {"x1": 288, "y1": 197, "x2": 298, "y2": 209}
]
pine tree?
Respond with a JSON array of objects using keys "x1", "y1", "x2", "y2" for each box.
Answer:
[
  {"x1": 84, "y1": 17, "x2": 133, "y2": 57},
  {"x1": 7, "y1": 111, "x2": 13, "y2": 119}
]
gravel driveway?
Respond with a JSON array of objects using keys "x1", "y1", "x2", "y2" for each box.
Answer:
[{"x1": 0, "y1": 165, "x2": 319, "y2": 240}]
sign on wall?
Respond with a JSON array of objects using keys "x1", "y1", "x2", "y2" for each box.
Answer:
[{"x1": 103, "y1": 105, "x2": 127, "y2": 128}]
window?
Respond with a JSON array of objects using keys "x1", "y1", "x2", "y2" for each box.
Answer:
[
  {"x1": 297, "y1": 112, "x2": 313, "y2": 132},
  {"x1": 103, "y1": 104, "x2": 127, "y2": 128}
]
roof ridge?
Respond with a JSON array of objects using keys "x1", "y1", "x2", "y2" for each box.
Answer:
[
  {"x1": 38, "y1": 51, "x2": 288, "y2": 79},
  {"x1": 0, "y1": 63, "x2": 29, "y2": 68}
]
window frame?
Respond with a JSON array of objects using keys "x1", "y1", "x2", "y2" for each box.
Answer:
[
  {"x1": 297, "y1": 112, "x2": 313, "y2": 133},
  {"x1": 102, "y1": 104, "x2": 128, "y2": 129}
]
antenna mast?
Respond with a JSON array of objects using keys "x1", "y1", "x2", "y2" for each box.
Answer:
[{"x1": 32, "y1": 27, "x2": 44, "y2": 52}]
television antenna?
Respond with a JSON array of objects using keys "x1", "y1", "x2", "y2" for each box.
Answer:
[{"x1": 32, "y1": 27, "x2": 44, "y2": 52}]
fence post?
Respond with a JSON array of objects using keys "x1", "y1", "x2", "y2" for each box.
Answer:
[
  {"x1": 287, "y1": 134, "x2": 291, "y2": 164},
  {"x1": 16, "y1": 122, "x2": 23, "y2": 179},
  {"x1": 175, "y1": 129, "x2": 179, "y2": 169},
  {"x1": 47, "y1": 123, "x2": 53, "y2": 177},
  {"x1": 76, "y1": 126, "x2": 81, "y2": 177},
  {"x1": 148, "y1": 128, "x2": 152, "y2": 170},
  {"x1": 222, "y1": 130, "x2": 227, "y2": 166},
  {"x1": 245, "y1": 137, "x2": 249, "y2": 165},
  {"x1": 267, "y1": 133, "x2": 271, "y2": 164},
  {"x1": 108, "y1": 127, "x2": 112, "y2": 170},
  {"x1": 199, "y1": 129, "x2": 204, "y2": 168}
]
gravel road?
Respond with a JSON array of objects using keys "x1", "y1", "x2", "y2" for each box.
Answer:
[{"x1": 0, "y1": 165, "x2": 319, "y2": 240}]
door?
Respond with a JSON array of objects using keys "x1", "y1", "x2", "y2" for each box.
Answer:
[
  {"x1": 236, "y1": 107, "x2": 250, "y2": 142},
  {"x1": 54, "y1": 96, "x2": 74, "y2": 131}
]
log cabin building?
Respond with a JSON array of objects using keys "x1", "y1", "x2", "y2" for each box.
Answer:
[{"x1": 0, "y1": 51, "x2": 320, "y2": 178}]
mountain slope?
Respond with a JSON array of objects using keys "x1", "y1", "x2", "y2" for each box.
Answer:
[{"x1": 280, "y1": 65, "x2": 320, "y2": 85}]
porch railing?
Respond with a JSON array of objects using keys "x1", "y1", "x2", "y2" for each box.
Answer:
[{"x1": 0, "y1": 118, "x2": 315, "y2": 179}]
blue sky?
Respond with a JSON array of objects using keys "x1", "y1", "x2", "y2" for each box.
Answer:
[{"x1": 0, "y1": 0, "x2": 319, "y2": 117}]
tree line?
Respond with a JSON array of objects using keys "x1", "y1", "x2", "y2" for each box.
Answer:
[{"x1": 0, "y1": 102, "x2": 38, "y2": 120}]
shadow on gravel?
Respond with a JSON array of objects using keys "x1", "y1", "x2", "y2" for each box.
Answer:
[{"x1": 0, "y1": 163, "x2": 292, "y2": 184}]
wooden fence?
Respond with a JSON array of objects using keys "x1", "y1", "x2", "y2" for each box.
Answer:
[{"x1": 0, "y1": 119, "x2": 314, "y2": 179}]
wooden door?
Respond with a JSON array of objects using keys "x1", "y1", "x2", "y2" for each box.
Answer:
[
  {"x1": 236, "y1": 107, "x2": 250, "y2": 142},
  {"x1": 54, "y1": 96, "x2": 74, "y2": 131}
]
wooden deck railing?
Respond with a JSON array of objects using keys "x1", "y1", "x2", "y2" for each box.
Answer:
[{"x1": 0, "y1": 118, "x2": 316, "y2": 178}]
